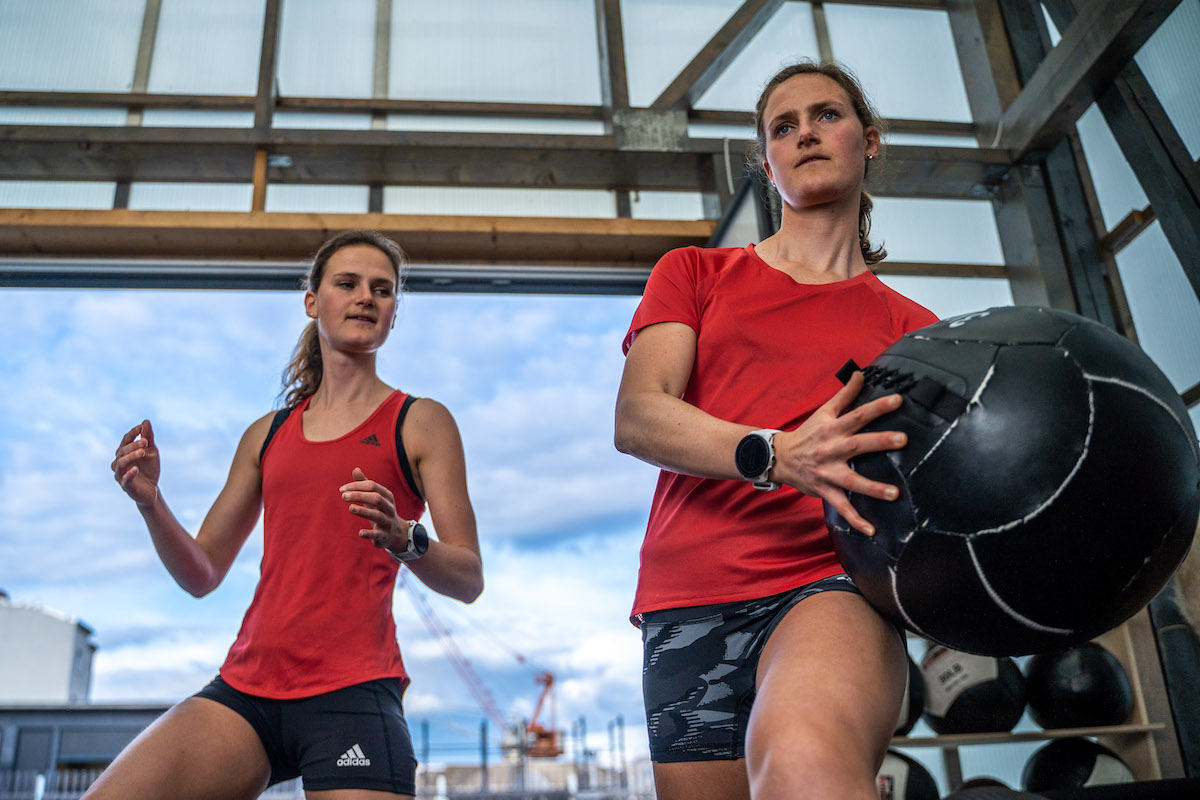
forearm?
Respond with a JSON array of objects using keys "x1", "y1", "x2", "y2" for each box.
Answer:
[
  {"x1": 615, "y1": 389, "x2": 755, "y2": 480},
  {"x1": 137, "y1": 494, "x2": 222, "y2": 597},
  {"x1": 406, "y1": 541, "x2": 484, "y2": 604}
]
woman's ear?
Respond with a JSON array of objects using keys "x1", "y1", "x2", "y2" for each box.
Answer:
[
  {"x1": 864, "y1": 125, "x2": 881, "y2": 160},
  {"x1": 304, "y1": 290, "x2": 318, "y2": 319}
]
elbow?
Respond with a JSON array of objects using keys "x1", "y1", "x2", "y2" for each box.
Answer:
[
  {"x1": 613, "y1": 404, "x2": 638, "y2": 456},
  {"x1": 457, "y1": 574, "x2": 484, "y2": 605}
]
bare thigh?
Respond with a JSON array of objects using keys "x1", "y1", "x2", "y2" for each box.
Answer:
[
  {"x1": 652, "y1": 758, "x2": 750, "y2": 800},
  {"x1": 747, "y1": 591, "x2": 906, "y2": 800},
  {"x1": 82, "y1": 697, "x2": 271, "y2": 800}
]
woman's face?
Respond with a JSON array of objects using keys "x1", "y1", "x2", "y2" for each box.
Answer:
[
  {"x1": 760, "y1": 73, "x2": 878, "y2": 211},
  {"x1": 304, "y1": 244, "x2": 399, "y2": 354}
]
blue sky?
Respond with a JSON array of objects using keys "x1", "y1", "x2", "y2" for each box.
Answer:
[{"x1": 0, "y1": 271, "x2": 1019, "y2": 771}]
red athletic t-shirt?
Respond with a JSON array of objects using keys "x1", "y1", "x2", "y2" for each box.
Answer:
[
  {"x1": 623, "y1": 245, "x2": 938, "y2": 618},
  {"x1": 220, "y1": 390, "x2": 426, "y2": 699}
]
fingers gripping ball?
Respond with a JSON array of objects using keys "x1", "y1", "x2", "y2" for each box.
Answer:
[
  {"x1": 919, "y1": 645, "x2": 1026, "y2": 735},
  {"x1": 824, "y1": 306, "x2": 1200, "y2": 656}
]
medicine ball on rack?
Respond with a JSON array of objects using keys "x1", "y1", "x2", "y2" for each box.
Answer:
[
  {"x1": 1024, "y1": 642, "x2": 1133, "y2": 729},
  {"x1": 825, "y1": 306, "x2": 1199, "y2": 656},
  {"x1": 895, "y1": 653, "x2": 926, "y2": 736},
  {"x1": 876, "y1": 749, "x2": 940, "y2": 800},
  {"x1": 1021, "y1": 737, "x2": 1135, "y2": 792},
  {"x1": 920, "y1": 645, "x2": 1025, "y2": 735}
]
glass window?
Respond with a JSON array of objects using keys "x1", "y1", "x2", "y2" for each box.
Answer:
[
  {"x1": 629, "y1": 190, "x2": 705, "y2": 220},
  {"x1": 871, "y1": 198, "x2": 1004, "y2": 265},
  {"x1": 0, "y1": 107, "x2": 127, "y2": 127},
  {"x1": 1135, "y1": 0, "x2": 1200, "y2": 160},
  {"x1": 389, "y1": 0, "x2": 602, "y2": 104},
  {"x1": 148, "y1": 0, "x2": 267, "y2": 95},
  {"x1": 386, "y1": 116, "x2": 606, "y2": 135},
  {"x1": 695, "y1": 3, "x2": 821, "y2": 112},
  {"x1": 824, "y1": 4, "x2": 972, "y2": 123},
  {"x1": 383, "y1": 186, "x2": 615, "y2": 217},
  {"x1": 621, "y1": 0, "x2": 742, "y2": 108},
  {"x1": 0, "y1": 0, "x2": 143, "y2": 92},
  {"x1": 0, "y1": 181, "x2": 115, "y2": 210},
  {"x1": 1114, "y1": 221, "x2": 1200, "y2": 398},
  {"x1": 140, "y1": 110, "x2": 255, "y2": 128},
  {"x1": 1075, "y1": 104, "x2": 1149, "y2": 232},
  {"x1": 275, "y1": 112, "x2": 373, "y2": 130},
  {"x1": 265, "y1": 185, "x2": 370, "y2": 214},
  {"x1": 128, "y1": 183, "x2": 253, "y2": 212},
  {"x1": 278, "y1": 0, "x2": 376, "y2": 98}
]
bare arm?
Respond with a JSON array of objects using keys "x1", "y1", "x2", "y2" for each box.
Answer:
[
  {"x1": 614, "y1": 321, "x2": 909, "y2": 535},
  {"x1": 342, "y1": 399, "x2": 483, "y2": 603},
  {"x1": 112, "y1": 415, "x2": 271, "y2": 597}
]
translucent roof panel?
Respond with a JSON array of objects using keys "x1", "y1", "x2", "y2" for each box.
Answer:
[
  {"x1": 389, "y1": 0, "x2": 602, "y2": 104},
  {"x1": 878, "y1": 275, "x2": 1013, "y2": 321},
  {"x1": 629, "y1": 191, "x2": 705, "y2": 220},
  {"x1": 0, "y1": 181, "x2": 115, "y2": 210},
  {"x1": 0, "y1": 0, "x2": 143, "y2": 92},
  {"x1": 128, "y1": 183, "x2": 253, "y2": 212},
  {"x1": 1076, "y1": 104, "x2": 1149, "y2": 231},
  {"x1": 265, "y1": 185, "x2": 371, "y2": 214},
  {"x1": 148, "y1": 0, "x2": 267, "y2": 95},
  {"x1": 278, "y1": 0, "x2": 376, "y2": 98},
  {"x1": 870, "y1": 198, "x2": 1004, "y2": 265},
  {"x1": 275, "y1": 112, "x2": 374, "y2": 130},
  {"x1": 141, "y1": 110, "x2": 255, "y2": 128},
  {"x1": 0, "y1": 107, "x2": 127, "y2": 127},
  {"x1": 695, "y1": 3, "x2": 822, "y2": 112},
  {"x1": 1135, "y1": 0, "x2": 1200, "y2": 160},
  {"x1": 1114, "y1": 221, "x2": 1200, "y2": 397},
  {"x1": 824, "y1": 4, "x2": 972, "y2": 122},
  {"x1": 622, "y1": 0, "x2": 743, "y2": 108},
  {"x1": 386, "y1": 116, "x2": 606, "y2": 135},
  {"x1": 383, "y1": 187, "x2": 616, "y2": 218}
]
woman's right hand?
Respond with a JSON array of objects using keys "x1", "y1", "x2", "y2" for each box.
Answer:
[
  {"x1": 112, "y1": 420, "x2": 161, "y2": 508},
  {"x1": 771, "y1": 371, "x2": 907, "y2": 536}
]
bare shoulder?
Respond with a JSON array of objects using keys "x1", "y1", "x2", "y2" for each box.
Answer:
[
  {"x1": 238, "y1": 408, "x2": 287, "y2": 464},
  {"x1": 405, "y1": 397, "x2": 461, "y2": 436}
]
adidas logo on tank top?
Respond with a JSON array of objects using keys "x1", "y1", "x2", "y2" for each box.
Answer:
[{"x1": 337, "y1": 744, "x2": 371, "y2": 767}]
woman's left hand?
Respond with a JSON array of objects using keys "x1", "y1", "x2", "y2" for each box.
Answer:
[{"x1": 341, "y1": 467, "x2": 409, "y2": 553}]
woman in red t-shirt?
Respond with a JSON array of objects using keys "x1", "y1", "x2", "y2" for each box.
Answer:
[
  {"x1": 94, "y1": 230, "x2": 483, "y2": 800},
  {"x1": 616, "y1": 61, "x2": 936, "y2": 800}
]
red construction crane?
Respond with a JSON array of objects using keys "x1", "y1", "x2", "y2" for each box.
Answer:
[{"x1": 398, "y1": 573, "x2": 564, "y2": 758}]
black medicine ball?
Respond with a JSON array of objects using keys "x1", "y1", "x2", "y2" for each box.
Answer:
[
  {"x1": 1025, "y1": 642, "x2": 1133, "y2": 729},
  {"x1": 825, "y1": 306, "x2": 1199, "y2": 656},
  {"x1": 876, "y1": 749, "x2": 940, "y2": 800},
  {"x1": 920, "y1": 645, "x2": 1026, "y2": 735},
  {"x1": 1021, "y1": 737, "x2": 1135, "y2": 792},
  {"x1": 895, "y1": 653, "x2": 926, "y2": 736}
]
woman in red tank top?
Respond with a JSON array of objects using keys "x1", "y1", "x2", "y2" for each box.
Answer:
[{"x1": 96, "y1": 230, "x2": 483, "y2": 800}]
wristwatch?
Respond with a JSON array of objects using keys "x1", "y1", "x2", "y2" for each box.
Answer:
[
  {"x1": 388, "y1": 521, "x2": 430, "y2": 563},
  {"x1": 735, "y1": 429, "x2": 782, "y2": 491}
]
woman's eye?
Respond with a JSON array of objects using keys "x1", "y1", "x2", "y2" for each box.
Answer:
[
  {"x1": 820, "y1": 109, "x2": 839, "y2": 121},
  {"x1": 775, "y1": 123, "x2": 793, "y2": 136}
]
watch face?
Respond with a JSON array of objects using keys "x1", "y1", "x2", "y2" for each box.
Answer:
[{"x1": 736, "y1": 434, "x2": 770, "y2": 478}]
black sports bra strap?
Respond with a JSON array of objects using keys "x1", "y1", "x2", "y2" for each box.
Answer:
[
  {"x1": 395, "y1": 394, "x2": 423, "y2": 501},
  {"x1": 258, "y1": 406, "x2": 294, "y2": 463}
]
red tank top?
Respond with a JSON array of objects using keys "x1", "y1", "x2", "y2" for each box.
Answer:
[{"x1": 220, "y1": 390, "x2": 426, "y2": 698}]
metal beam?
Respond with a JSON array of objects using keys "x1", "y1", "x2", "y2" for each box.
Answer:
[
  {"x1": 594, "y1": 0, "x2": 630, "y2": 112},
  {"x1": 651, "y1": 0, "x2": 784, "y2": 111},
  {"x1": 254, "y1": 0, "x2": 283, "y2": 132},
  {"x1": 0, "y1": 126, "x2": 1011, "y2": 199},
  {"x1": 1098, "y1": 66, "x2": 1200, "y2": 306},
  {"x1": 997, "y1": 0, "x2": 1181, "y2": 160}
]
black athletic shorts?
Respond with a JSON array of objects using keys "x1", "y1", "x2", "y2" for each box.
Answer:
[
  {"x1": 640, "y1": 574, "x2": 867, "y2": 763},
  {"x1": 195, "y1": 675, "x2": 416, "y2": 794}
]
